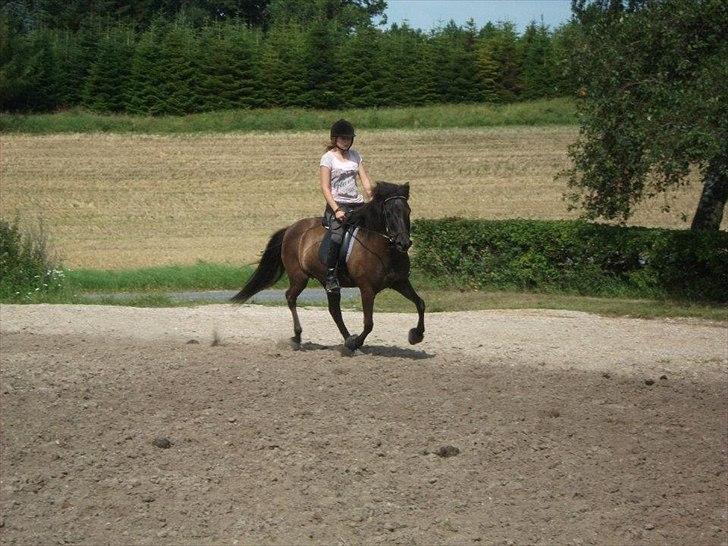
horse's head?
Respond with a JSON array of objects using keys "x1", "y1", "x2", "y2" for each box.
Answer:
[{"x1": 374, "y1": 182, "x2": 411, "y2": 253}]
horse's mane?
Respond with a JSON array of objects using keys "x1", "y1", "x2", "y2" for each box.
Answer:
[{"x1": 348, "y1": 181, "x2": 409, "y2": 232}]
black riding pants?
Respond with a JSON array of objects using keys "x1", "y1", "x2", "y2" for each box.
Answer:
[{"x1": 323, "y1": 203, "x2": 364, "y2": 245}]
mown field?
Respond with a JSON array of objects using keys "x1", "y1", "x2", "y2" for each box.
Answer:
[{"x1": 2, "y1": 127, "x2": 714, "y2": 270}]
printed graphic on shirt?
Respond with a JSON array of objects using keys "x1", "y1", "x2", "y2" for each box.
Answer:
[{"x1": 320, "y1": 149, "x2": 364, "y2": 204}]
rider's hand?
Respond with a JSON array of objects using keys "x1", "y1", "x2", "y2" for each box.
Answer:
[{"x1": 335, "y1": 209, "x2": 347, "y2": 222}]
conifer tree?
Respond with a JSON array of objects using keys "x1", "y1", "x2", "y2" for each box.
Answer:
[
  {"x1": 0, "y1": 14, "x2": 27, "y2": 110},
  {"x1": 156, "y1": 22, "x2": 201, "y2": 114},
  {"x1": 475, "y1": 44, "x2": 500, "y2": 103},
  {"x1": 377, "y1": 24, "x2": 435, "y2": 107},
  {"x1": 198, "y1": 24, "x2": 259, "y2": 111},
  {"x1": 336, "y1": 25, "x2": 382, "y2": 108},
  {"x1": 430, "y1": 20, "x2": 480, "y2": 103},
  {"x1": 126, "y1": 29, "x2": 163, "y2": 114},
  {"x1": 551, "y1": 22, "x2": 580, "y2": 96},
  {"x1": 15, "y1": 29, "x2": 61, "y2": 111},
  {"x1": 256, "y1": 33, "x2": 286, "y2": 107},
  {"x1": 479, "y1": 22, "x2": 522, "y2": 101},
  {"x1": 83, "y1": 26, "x2": 134, "y2": 112},
  {"x1": 304, "y1": 16, "x2": 342, "y2": 108},
  {"x1": 277, "y1": 24, "x2": 309, "y2": 107},
  {"x1": 519, "y1": 21, "x2": 557, "y2": 99}
]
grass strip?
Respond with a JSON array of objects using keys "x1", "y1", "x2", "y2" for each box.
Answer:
[
  {"x1": 65, "y1": 262, "x2": 266, "y2": 291},
  {"x1": 68, "y1": 287, "x2": 728, "y2": 322},
  {"x1": 0, "y1": 99, "x2": 576, "y2": 134},
  {"x1": 51, "y1": 263, "x2": 728, "y2": 322}
]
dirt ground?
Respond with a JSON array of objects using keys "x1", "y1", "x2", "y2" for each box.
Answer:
[{"x1": 1, "y1": 303, "x2": 726, "y2": 545}]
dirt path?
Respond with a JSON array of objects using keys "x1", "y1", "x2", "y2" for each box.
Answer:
[{"x1": 1, "y1": 304, "x2": 726, "y2": 545}]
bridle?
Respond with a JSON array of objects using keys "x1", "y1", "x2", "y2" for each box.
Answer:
[{"x1": 381, "y1": 195, "x2": 409, "y2": 243}]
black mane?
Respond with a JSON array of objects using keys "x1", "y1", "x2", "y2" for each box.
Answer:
[{"x1": 348, "y1": 182, "x2": 409, "y2": 232}]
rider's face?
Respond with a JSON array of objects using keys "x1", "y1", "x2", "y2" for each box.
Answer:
[{"x1": 336, "y1": 136, "x2": 353, "y2": 150}]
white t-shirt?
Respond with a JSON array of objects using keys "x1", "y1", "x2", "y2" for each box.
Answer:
[{"x1": 320, "y1": 149, "x2": 364, "y2": 204}]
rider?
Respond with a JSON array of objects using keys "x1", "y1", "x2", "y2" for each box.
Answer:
[{"x1": 320, "y1": 119, "x2": 374, "y2": 293}]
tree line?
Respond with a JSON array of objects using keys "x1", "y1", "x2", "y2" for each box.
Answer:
[{"x1": 0, "y1": 9, "x2": 577, "y2": 114}]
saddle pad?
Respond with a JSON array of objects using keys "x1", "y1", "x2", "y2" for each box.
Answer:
[{"x1": 319, "y1": 226, "x2": 360, "y2": 269}]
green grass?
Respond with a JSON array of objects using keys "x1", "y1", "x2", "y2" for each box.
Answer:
[
  {"x1": 3, "y1": 260, "x2": 724, "y2": 322},
  {"x1": 0, "y1": 98, "x2": 577, "y2": 134},
  {"x1": 17, "y1": 262, "x2": 719, "y2": 322},
  {"x1": 368, "y1": 289, "x2": 728, "y2": 322},
  {"x1": 79, "y1": 293, "x2": 182, "y2": 307},
  {"x1": 65, "y1": 261, "x2": 264, "y2": 291},
  {"x1": 73, "y1": 286, "x2": 728, "y2": 322}
]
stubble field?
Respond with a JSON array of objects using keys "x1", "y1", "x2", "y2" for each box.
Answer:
[{"x1": 1, "y1": 127, "x2": 712, "y2": 269}]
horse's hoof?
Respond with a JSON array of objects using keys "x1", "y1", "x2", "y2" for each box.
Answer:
[
  {"x1": 408, "y1": 328, "x2": 423, "y2": 345},
  {"x1": 345, "y1": 335, "x2": 359, "y2": 352},
  {"x1": 289, "y1": 337, "x2": 301, "y2": 351}
]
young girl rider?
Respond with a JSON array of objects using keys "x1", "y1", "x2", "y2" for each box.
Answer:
[{"x1": 320, "y1": 119, "x2": 374, "y2": 293}]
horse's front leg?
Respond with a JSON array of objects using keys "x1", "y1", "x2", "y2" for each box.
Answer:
[
  {"x1": 326, "y1": 290, "x2": 351, "y2": 342},
  {"x1": 346, "y1": 287, "x2": 375, "y2": 351},
  {"x1": 391, "y1": 279, "x2": 425, "y2": 344}
]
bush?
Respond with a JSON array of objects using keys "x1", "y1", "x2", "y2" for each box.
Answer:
[
  {"x1": 412, "y1": 219, "x2": 728, "y2": 302},
  {"x1": 0, "y1": 217, "x2": 66, "y2": 301}
]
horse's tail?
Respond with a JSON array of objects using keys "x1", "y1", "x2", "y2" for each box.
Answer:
[{"x1": 231, "y1": 227, "x2": 287, "y2": 304}]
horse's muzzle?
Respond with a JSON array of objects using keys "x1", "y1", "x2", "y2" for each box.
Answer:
[{"x1": 395, "y1": 238, "x2": 412, "y2": 253}]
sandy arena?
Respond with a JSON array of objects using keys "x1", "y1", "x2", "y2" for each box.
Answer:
[{"x1": 1, "y1": 304, "x2": 726, "y2": 545}]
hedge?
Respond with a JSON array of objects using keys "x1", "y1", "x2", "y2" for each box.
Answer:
[
  {"x1": 0, "y1": 218, "x2": 66, "y2": 301},
  {"x1": 411, "y1": 219, "x2": 728, "y2": 302}
]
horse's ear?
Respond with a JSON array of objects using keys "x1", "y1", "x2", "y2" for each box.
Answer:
[{"x1": 403, "y1": 183, "x2": 410, "y2": 198}]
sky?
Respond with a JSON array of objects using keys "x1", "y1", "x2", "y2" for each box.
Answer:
[{"x1": 381, "y1": 0, "x2": 573, "y2": 33}]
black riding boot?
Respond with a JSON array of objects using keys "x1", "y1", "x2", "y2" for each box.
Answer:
[{"x1": 324, "y1": 241, "x2": 342, "y2": 293}]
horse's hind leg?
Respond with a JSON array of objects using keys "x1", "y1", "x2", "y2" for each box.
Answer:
[
  {"x1": 391, "y1": 280, "x2": 425, "y2": 344},
  {"x1": 286, "y1": 275, "x2": 307, "y2": 347}
]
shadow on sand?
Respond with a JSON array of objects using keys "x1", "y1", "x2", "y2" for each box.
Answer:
[{"x1": 293, "y1": 340, "x2": 434, "y2": 360}]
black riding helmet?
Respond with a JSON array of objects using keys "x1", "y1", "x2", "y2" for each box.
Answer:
[{"x1": 330, "y1": 119, "x2": 355, "y2": 139}]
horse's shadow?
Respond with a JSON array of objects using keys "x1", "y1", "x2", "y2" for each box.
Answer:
[{"x1": 294, "y1": 341, "x2": 434, "y2": 360}]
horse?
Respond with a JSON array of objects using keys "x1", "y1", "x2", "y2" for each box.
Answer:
[{"x1": 231, "y1": 181, "x2": 425, "y2": 352}]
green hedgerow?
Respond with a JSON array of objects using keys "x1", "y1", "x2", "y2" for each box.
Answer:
[
  {"x1": 412, "y1": 219, "x2": 728, "y2": 302},
  {"x1": 0, "y1": 217, "x2": 67, "y2": 302}
]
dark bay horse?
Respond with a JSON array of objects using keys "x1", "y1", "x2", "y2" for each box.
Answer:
[{"x1": 231, "y1": 182, "x2": 425, "y2": 351}]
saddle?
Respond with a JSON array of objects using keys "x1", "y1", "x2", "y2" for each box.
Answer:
[{"x1": 319, "y1": 221, "x2": 360, "y2": 271}]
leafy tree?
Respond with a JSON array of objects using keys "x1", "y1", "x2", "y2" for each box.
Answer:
[
  {"x1": 267, "y1": 0, "x2": 386, "y2": 29},
  {"x1": 2, "y1": 0, "x2": 273, "y2": 30},
  {"x1": 563, "y1": 0, "x2": 727, "y2": 231}
]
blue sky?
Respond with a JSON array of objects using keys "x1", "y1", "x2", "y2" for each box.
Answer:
[{"x1": 381, "y1": 0, "x2": 573, "y2": 32}]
